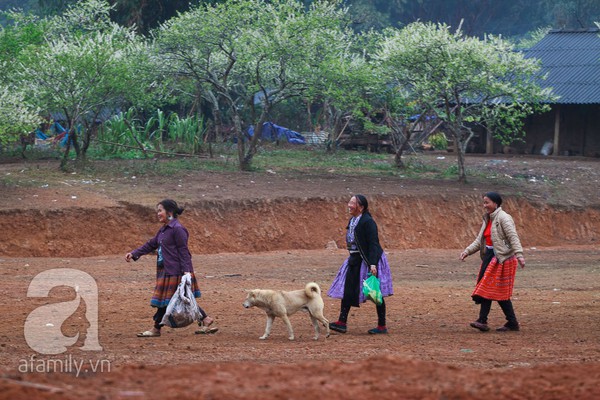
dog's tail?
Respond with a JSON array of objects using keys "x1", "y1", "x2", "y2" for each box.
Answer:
[{"x1": 305, "y1": 282, "x2": 321, "y2": 298}]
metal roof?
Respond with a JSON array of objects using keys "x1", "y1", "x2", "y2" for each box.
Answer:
[{"x1": 523, "y1": 28, "x2": 600, "y2": 104}]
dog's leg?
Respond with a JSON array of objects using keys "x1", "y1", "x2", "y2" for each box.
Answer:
[
  {"x1": 260, "y1": 315, "x2": 274, "y2": 340},
  {"x1": 316, "y1": 314, "x2": 330, "y2": 338},
  {"x1": 313, "y1": 315, "x2": 330, "y2": 339},
  {"x1": 309, "y1": 306, "x2": 331, "y2": 338},
  {"x1": 281, "y1": 315, "x2": 294, "y2": 340},
  {"x1": 321, "y1": 315, "x2": 331, "y2": 338},
  {"x1": 310, "y1": 316, "x2": 320, "y2": 340}
]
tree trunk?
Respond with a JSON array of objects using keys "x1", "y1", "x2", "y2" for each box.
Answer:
[
  {"x1": 59, "y1": 127, "x2": 82, "y2": 171},
  {"x1": 456, "y1": 137, "x2": 467, "y2": 183},
  {"x1": 72, "y1": 131, "x2": 81, "y2": 158},
  {"x1": 393, "y1": 125, "x2": 414, "y2": 169},
  {"x1": 81, "y1": 120, "x2": 98, "y2": 162},
  {"x1": 386, "y1": 109, "x2": 420, "y2": 169},
  {"x1": 447, "y1": 106, "x2": 468, "y2": 183},
  {"x1": 394, "y1": 148, "x2": 404, "y2": 168},
  {"x1": 204, "y1": 94, "x2": 222, "y2": 159},
  {"x1": 213, "y1": 107, "x2": 223, "y2": 143},
  {"x1": 241, "y1": 112, "x2": 268, "y2": 171},
  {"x1": 305, "y1": 99, "x2": 314, "y2": 133},
  {"x1": 72, "y1": 129, "x2": 86, "y2": 167},
  {"x1": 60, "y1": 138, "x2": 71, "y2": 171},
  {"x1": 326, "y1": 106, "x2": 343, "y2": 154},
  {"x1": 233, "y1": 114, "x2": 246, "y2": 170}
]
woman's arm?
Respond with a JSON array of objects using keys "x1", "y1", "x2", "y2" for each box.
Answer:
[{"x1": 129, "y1": 233, "x2": 159, "y2": 260}]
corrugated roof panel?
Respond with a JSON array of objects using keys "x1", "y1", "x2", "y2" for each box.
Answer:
[{"x1": 523, "y1": 28, "x2": 600, "y2": 104}]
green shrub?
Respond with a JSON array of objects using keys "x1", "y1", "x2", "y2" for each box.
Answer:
[{"x1": 429, "y1": 133, "x2": 448, "y2": 150}]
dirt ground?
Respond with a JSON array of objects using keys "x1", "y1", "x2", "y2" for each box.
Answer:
[{"x1": 0, "y1": 153, "x2": 599, "y2": 399}]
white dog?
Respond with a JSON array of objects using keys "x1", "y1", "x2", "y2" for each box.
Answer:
[{"x1": 243, "y1": 282, "x2": 330, "y2": 340}]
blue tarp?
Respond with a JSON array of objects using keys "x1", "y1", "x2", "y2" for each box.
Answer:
[
  {"x1": 248, "y1": 122, "x2": 306, "y2": 144},
  {"x1": 35, "y1": 129, "x2": 47, "y2": 140},
  {"x1": 409, "y1": 114, "x2": 437, "y2": 122},
  {"x1": 47, "y1": 122, "x2": 75, "y2": 147},
  {"x1": 52, "y1": 122, "x2": 67, "y2": 135}
]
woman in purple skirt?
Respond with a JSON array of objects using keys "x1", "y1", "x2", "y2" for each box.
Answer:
[{"x1": 327, "y1": 194, "x2": 394, "y2": 334}]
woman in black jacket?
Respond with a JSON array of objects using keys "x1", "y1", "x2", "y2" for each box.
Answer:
[{"x1": 327, "y1": 195, "x2": 394, "y2": 334}]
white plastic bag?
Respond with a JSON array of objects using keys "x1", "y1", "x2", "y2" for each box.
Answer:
[{"x1": 160, "y1": 274, "x2": 201, "y2": 328}]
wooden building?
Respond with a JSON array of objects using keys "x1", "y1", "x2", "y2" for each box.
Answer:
[{"x1": 521, "y1": 28, "x2": 600, "y2": 157}]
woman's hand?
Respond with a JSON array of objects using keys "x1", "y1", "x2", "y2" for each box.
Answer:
[
  {"x1": 125, "y1": 253, "x2": 133, "y2": 262},
  {"x1": 459, "y1": 251, "x2": 468, "y2": 261},
  {"x1": 517, "y1": 256, "x2": 526, "y2": 268},
  {"x1": 370, "y1": 265, "x2": 377, "y2": 276}
]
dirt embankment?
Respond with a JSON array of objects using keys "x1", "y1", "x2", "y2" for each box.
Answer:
[
  {"x1": 1, "y1": 194, "x2": 598, "y2": 257},
  {"x1": 2, "y1": 156, "x2": 600, "y2": 400}
]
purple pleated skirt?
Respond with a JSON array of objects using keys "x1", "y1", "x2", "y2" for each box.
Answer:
[{"x1": 327, "y1": 252, "x2": 394, "y2": 303}]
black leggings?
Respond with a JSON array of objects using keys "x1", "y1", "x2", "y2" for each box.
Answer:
[
  {"x1": 477, "y1": 299, "x2": 517, "y2": 325},
  {"x1": 153, "y1": 307, "x2": 167, "y2": 329},
  {"x1": 338, "y1": 299, "x2": 386, "y2": 327}
]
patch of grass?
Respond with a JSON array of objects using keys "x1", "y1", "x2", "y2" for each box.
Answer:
[
  {"x1": 87, "y1": 156, "x2": 239, "y2": 178},
  {"x1": 253, "y1": 147, "x2": 395, "y2": 174},
  {"x1": 2, "y1": 143, "x2": 469, "y2": 183},
  {"x1": 87, "y1": 147, "x2": 144, "y2": 160},
  {"x1": 403, "y1": 158, "x2": 440, "y2": 174},
  {"x1": 0, "y1": 162, "x2": 75, "y2": 188},
  {"x1": 2, "y1": 145, "x2": 63, "y2": 161},
  {"x1": 441, "y1": 165, "x2": 459, "y2": 178}
]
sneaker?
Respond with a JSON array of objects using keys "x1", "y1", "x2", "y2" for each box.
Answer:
[
  {"x1": 496, "y1": 323, "x2": 520, "y2": 332},
  {"x1": 329, "y1": 321, "x2": 347, "y2": 333},
  {"x1": 470, "y1": 321, "x2": 490, "y2": 332},
  {"x1": 368, "y1": 326, "x2": 388, "y2": 334}
]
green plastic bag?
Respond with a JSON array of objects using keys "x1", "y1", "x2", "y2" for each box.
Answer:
[{"x1": 362, "y1": 274, "x2": 383, "y2": 305}]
